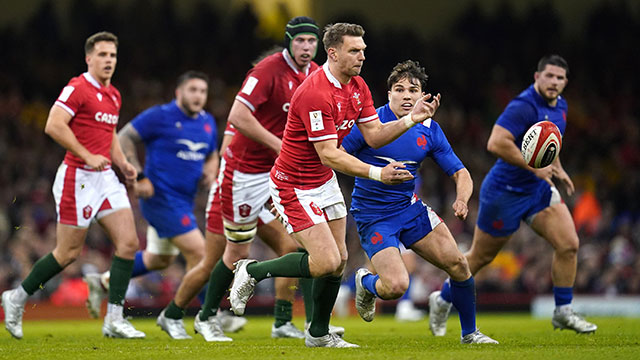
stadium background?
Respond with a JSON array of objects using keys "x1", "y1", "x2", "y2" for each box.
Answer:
[{"x1": 0, "y1": 0, "x2": 638, "y2": 316}]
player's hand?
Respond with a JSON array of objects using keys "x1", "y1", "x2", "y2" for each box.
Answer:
[
  {"x1": 410, "y1": 93, "x2": 441, "y2": 124},
  {"x1": 532, "y1": 166, "x2": 554, "y2": 187},
  {"x1": 452, "y1": 200, "x2": 468, "y2": 220},
  {"x1": 134, "y1": 178, "x2": 154, "y2": 199},
  {"x1": 267, "y1": 203, "x2": 285, "y2": 225},
  {"x1": 552, "y1": 167, "x2": 575, "y2": 196},
  {"x1": 380, "y1": 162, "x2": 413, "y2": 185},
  {"x1": 85, "y1": 154, "x2": 111, "y2": 171},
  {"x1": 120, "y1": 161, "x2": 138, "y2": 186}
]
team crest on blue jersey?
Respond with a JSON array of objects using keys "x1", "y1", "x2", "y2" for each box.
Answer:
[{"x1": 417, "y1": 135, "x2": 427, "y2": 150}]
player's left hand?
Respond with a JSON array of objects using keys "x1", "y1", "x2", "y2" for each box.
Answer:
[
  {"x1": 410, "y1": 93, "x2": 441, "y2": 124},
  {"x1": 120, "y1": 161, "x2": 137, "y2": 185},
  {"x1": 452, "y1": 200, "x2": 468, "y2": 220},
  {"x1": 552, "y1": 167, "x2": 575, "y2": 196}
]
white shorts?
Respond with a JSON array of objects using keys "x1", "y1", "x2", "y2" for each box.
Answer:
[
  {"x1": 145, "y1": 225, "x2": 180, "y2": 256},
  {"x1": 219, "y1": 160, "x2": 271, "y2": 225},
  {"x1": 269, "y1": 171, "x2": 347, "y2": 234},
  {"x1": 52, "y1": 163, "x2": 131, "y2": 228}
]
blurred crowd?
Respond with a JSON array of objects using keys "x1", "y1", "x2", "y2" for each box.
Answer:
[{"x1": 0, "y1": 1, "x2": 638, "y2": 307}]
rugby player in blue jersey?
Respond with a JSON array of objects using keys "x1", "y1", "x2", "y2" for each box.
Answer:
[
  {"x1": 429, "y1": 55, "x2": 597, "y2": 335},
  {"x1": 84, "y1": 71, "x2": 220, "y2": 339},
  {"x1": 342, "y1": 60, "x2": 498, "y2": 344}
]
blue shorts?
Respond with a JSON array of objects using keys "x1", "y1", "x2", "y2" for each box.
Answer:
[
  {"x1": 352, "y1": 200, "x2": 442, "y2": 260},
  {"x1": 140, "y1": 195, "x2": 197, "y2": 238},
  {"x1": 476, "y1": 178, "x2": 560, "y2": 237}
]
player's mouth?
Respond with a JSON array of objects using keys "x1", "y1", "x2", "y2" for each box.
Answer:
[
  {"x1": 104, "y1": 66, "x2": 113, "y2": 72},
  {"x1": 401, "y1": 102, "x2": 414, "y2": 110}
]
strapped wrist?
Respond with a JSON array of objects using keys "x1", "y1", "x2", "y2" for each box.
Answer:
[
  {"x1": 402, "y1": 114, "x2": 417, "y2": 129},
  {"x1": 368, "y1": 166, "x2": 382, "y2": 181}
]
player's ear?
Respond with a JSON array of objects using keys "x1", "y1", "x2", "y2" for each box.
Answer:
[
  {"x1": 534, "y1": 71, "x2": 540, "y2": 82},
  {"x1": 387, "y1": 90, "x2": 391, "y2": 102}
]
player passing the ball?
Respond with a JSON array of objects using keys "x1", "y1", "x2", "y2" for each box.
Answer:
[{"x1": 429, "y1": 54, "x2": 597, "y2": 335}]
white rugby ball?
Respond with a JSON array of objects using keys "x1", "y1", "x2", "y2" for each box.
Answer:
[{"x1": 520, "y1": 121, "x2": 562, "y2": 168}]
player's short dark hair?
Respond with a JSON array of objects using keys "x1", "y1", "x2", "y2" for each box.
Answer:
[
  {"x1": 537, "y1": 54, "x2": 569, "y2": 75},
  {"x1": 387, "y1": 60, "x2": 428, "y2": 92},
  {"x1": 85, "y1": 31, "x2": 118, "y2": 54},
  {"x1": 176, "y1": 71, "x2": 209, "y2": 88},
  {"x1": 322, "y1": 23, "x2": 364, "y2": 52}
]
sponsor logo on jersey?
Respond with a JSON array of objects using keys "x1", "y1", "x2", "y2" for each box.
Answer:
[
  {"x1": 373, "y1": 155, "x2": 417, "y2": 166},
  {"x1": 282, "y1": 102, "x2": 290, "y2": 112},
  {"x1": 238, "y1": 204, "x2": 252, "y2": 218},
  {"x1": 94, "y1": 112, "x2": 119, "y2": 125},
  {"x1": 83, "y1": 205, "x2": 92, "y2": 220},
  {"x1": 336, "y1": 119, "x2": 355, "y2": 131},
  {"x1": 417, "y1": 134, "x2": 427, "y2": 150},
  {"x1": 176, "y1": 139, "x2": 208, "y2": 161},
  {"x1": 309, "y1": 202, "x2": 323, "y2": 216},
  {"x1": 371, "y1": 232, "x2": 383, "y2": 244},
  {"x1": 309, "y1": 110, "x2": 324, "y2": 131}
]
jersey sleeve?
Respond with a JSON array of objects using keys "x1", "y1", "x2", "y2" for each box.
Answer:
[
  {"x1": 356, "y1": 80, "x2": 378, "y2": 124},
  {"x1": 296, "y1": 90, "x2": 337, "y2": 142},
  {"x1": 429, "y1": 122, "x2": 464, "y2": 176},
  {"x1": 341, "y1": 124, "x2": 366, "y2": 155},
  {"x1": 495, "y1": 100, "x2": 537, "y2": 138},
  {"x1": 131, "y1": 106, "x2": 160, "y2": 143},
  {"x1": 54, "y1": 81, "x2": 85, "y2": 117},
  {"x1": 234, "y1": 64, "x2": 274, "y2": 113}
]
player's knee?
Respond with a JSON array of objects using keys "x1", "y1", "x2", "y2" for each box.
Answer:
[
  {"x1": 313, "y1": 254, "x2": 341, "y2": 276},
  {"x1": 116, "y1": 236, "x2": 139, "y2": 258},
  {"x1": 181, "y1": 246, "x2": 204, "y2": 267},
  {"x1": 446, "y1": 253, "x2": 471, "y2": 279},
  {"x1": 555, "y1": 236, "x2": 579, "y2": 258},
  {"x1": 223, "y1": 220, "x2": 257, "y2": 244},
  {"x1": 384, "y1": 278, "x2": 409, "y2": 299},
  {"x1": 54, "y1": 247, "x2": 82, "y2": 267}
]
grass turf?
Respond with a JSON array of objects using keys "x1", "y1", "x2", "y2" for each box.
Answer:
[{"x1": 1, "y1": 314, "x2": 639, "y2": 359}]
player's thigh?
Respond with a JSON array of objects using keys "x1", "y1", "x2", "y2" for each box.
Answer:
[
  {"x1": 327, "y1": 216, "x2": 347, "y2": 259},
  {"x1": 530, "y1": 202, "x2": 579, "y2": 252},
  {"x1": 258, "y1": 218, "x2": 299, "y2": 256},
  {"x1": 52, "y1": 223, "x2": 89, "y2": 266},
  {"x1": 291, "y1": 222, "x2": 341, "y2": 275},
  {"x1": 410, "y1": 223, "x2": 464, "y2": 271},
  {"x1": 98, "y1": 208, "x2": 138, "y2": 258},
  {"x1": 370, "y1": 247, "x2": 409, "y2": 290},
  {"x1": 171, "y1": 228, "x2": 205, "y2": 265}
]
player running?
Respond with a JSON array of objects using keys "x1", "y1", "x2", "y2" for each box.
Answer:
[
  {"x1": 429, "y1": 55, "x2": 597, "y2": 335},
  {"x1": 343, "y1": 60, "x2": 497, "y2": 344},
  {"x1": 2, "y1": 32, "x2": 145, "y2": 339},
  {"x1": 229, "y1": 23, "x2": 440, "y2": 348},
  {"x1": 83, "y1": 71, "x2": 219, "y2": 339},
  {"x1": 194, "y1": 16, "x2": 344, "y2": 341}
]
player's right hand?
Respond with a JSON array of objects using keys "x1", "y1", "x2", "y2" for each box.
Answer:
[
  {"x1": 85, "y1": 154, "x2": 111, "y2": 171},
  {"x1": 134, "y1": 178, "x2": 155, "y2": 199},
  {"x1": 380, "y1": 162, "x2": 414, "y2": 185},
  {"x1": 532, "y1": 166, "x2": 554, "y2": 187}
]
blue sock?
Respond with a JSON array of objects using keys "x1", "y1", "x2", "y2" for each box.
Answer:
[
  {"x1": 197, "y1": 284, "x2": 208, "y2": 305},
  {"x1": 130, "y1": 251, "x2": 150, "y2": 278},
  {"x1": 399, "y1": 275, "x2": 412, "y2": 301},
  {"x1": 361, "y1": 273, "x2": 380, "y2": 298},
  {"x1": 450, "y1": 277, "x2": 477, "y2": 337},
  {"x1": 553, "y1": 286, "x2": 573, "y2": 307},
  {"x1": 440, "y1": 278, "x2": 452, "y2": 302}
]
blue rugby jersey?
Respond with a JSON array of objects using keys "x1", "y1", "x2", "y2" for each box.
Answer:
[
  {"x1": 132, "y1": 100, "x2": 217, "y2": 202},
  {"x1": 486, "y1": 84, "x2": 567, "y2": 192},
  {"x1": 342, "y1": 103, "x2": 463, "y2": 217}
]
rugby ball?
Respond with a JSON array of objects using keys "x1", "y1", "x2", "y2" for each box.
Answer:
[{"x1": 520, "y1": 121, "x2": 562, "y2": 168}]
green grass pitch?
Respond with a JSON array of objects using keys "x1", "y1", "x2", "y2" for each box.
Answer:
[{"x1": 1, "y1": 314, "x2": 639, "y2": 359}]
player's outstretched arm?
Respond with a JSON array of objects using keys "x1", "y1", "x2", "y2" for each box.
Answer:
[
  {"x1": 450, "y1": 168, "x2": 472, "y2": 220},
  {"x1": 313, "y1": 139, "x2": 413, "y2": 185},
  {"x1": 358, "y1": 93, "x2": 441, "y2": 149},
  {"x1": 44, "y1": 104, "x2": 110, "y2": 170},
  {"x1": 487, "y1": 124, "x2": 554, "y2": 187},
  {"x1": 228, "y1": 99, "x2": 282, "y2": 155}
]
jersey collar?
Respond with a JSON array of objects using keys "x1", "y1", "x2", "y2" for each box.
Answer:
[
  {"x1": 83, "y1": 72, "x2": 102, "y2": 90},
  {"x1": 282, "y1": 49, "x2": 311, "y2": 76},
  {"x1": 322, "y1": 62, "x2": 342, "y2": 89}
]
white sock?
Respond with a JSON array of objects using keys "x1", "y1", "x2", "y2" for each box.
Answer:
[
  {"x1": 12, "y1": 286, "x2": 29, "y2": 304},
  {"x1": 106, "y1": 303, "x2": 123, "y2": 321}
]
